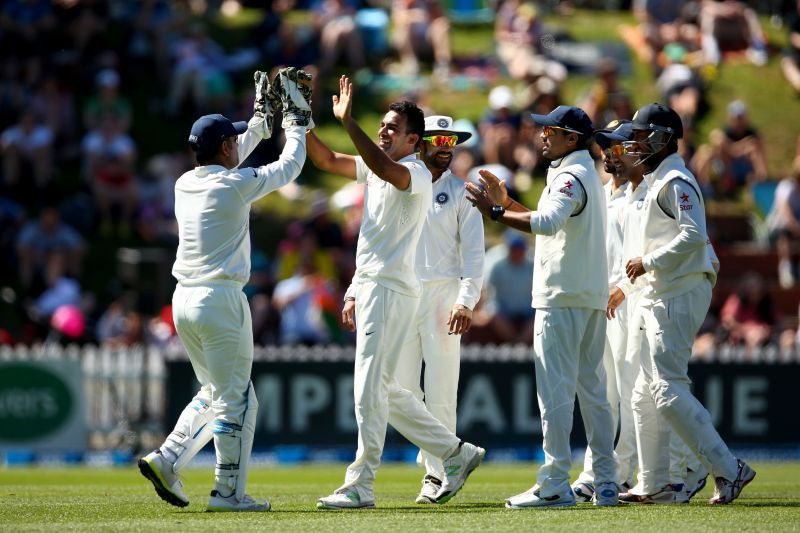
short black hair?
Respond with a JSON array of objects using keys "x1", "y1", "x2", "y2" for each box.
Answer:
[
  {"x1": 574, "y1": 133, "x2": 590, "y2": 151},
  {"x1": 388, "y1": 100, "x2": 425, "y2": 139},
  {"x1": 195, "y1": 150, "x2": 215, "y2": 165}
]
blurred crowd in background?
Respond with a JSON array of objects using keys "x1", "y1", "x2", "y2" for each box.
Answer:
[{"x1": 1, "y1": 0, "x2": 799, "y2": 360}]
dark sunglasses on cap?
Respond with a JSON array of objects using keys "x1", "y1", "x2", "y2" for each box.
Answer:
[{"x1": 422, "y1": 134, "x2": 458, "y2": 147}]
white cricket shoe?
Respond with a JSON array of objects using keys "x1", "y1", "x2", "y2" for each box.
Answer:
[
  {"x1": 317, "y1": 488, "x2": 376, "y2": 510},
  {"x1": 571, "y1": 481, "x2": 594, "y2": 502},
  {"x1": 207, "y1": 490, "x2": 271, "y2": 512},
  {"x1": 505, "y1": 485, "x2": 576, "y2": 509},
  {"x1": 709, "y1": 459, "x2": 756, "y2": 505},
  {"x1": 138, "y1": 450, "x2": 189, "y2": 508},
  {"x1": 685, "y1": 466, "x2": 709, "y2": 500},
  {"x1": 434, "y1": 442, "x2": 485, "y2": 504},
  {"x1": 619, "y1": 485, "x2": 677, "y2": 504},
  {"x1": 415, "y1": 475, "x2": 442, "y2": 504},
  {"x1": 593, "y1": 482, "x2": 619, "y2": 507}
]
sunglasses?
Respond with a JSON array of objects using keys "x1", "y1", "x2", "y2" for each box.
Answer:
[
  {"x1": 542, "y1": 125, "x2": 581, "y2": 138},
  {"x1": 423, "y1": 135, "x2": 458, "y2": 147},
  {"x1": 606, "y1": 144, "x2": 626, "y2": 156}
]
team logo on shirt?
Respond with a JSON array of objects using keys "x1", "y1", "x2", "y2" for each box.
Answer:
[
  {"x1": 558, "y1": 180, "x2": 574, "y2": 197},
  {"x1": 435, "y1": 192, "x2": 449, "y2": 205},
  {"x1": 679, "y1": 191, "x2": 693, "y2": 211}
]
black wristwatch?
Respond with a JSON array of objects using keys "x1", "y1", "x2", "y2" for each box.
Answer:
[{"x1": 490, "y1": 205, "x2": 505, "y2": 221}]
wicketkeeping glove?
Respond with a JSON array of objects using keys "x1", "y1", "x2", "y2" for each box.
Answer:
[
  {"x1": 247, "y1": 70, "x2": 280, "y2": 139},
  {"x1": 270, "y1": 67, "x2": 315, "y2": 129}
]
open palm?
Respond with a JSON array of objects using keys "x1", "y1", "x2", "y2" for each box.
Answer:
[{"x1": 332, "y1": 75, "x2": 353, "y2": 122}]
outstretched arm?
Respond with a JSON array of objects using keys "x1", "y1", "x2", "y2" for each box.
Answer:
[
  {"x1": 306, "y1": 130, "x2": 357, "y2": 180},
  {"x1": 333, "y1": 75, "x2": 412, "y2": 190},
  {"x1": 465, "y1": 169, "x2": 533, "y2": 233}
]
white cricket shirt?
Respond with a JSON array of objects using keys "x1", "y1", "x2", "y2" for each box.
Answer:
[
  {"x1": 352, "y1": 154, "x2": 432, "y2": 297},
  {"x1": 639, "y1": 153, "x2": 717, "y2": 300},
  {"x1": 172, "y1": 126, "x2": 307, "y2": 286},
  {"x1": 605, "y1": 180, "x2": 628, "y2": 290},
  {"x1": 415, "y1": 170, "x2": 485, "y2": 310},
  {"x1": 530, "y1": 149, "x2": 608, "y2": 310},
  {"x1": 616, "y1": 179, "x2": 649, "y2": 297}
]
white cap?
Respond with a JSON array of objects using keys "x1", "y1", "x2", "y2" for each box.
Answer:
[
  {"x1": 423, "y1": 115, "x2": 472, "y2": 144},
  {"x1": 488, "y1": 85, "x2": 514, "y2": 110}
]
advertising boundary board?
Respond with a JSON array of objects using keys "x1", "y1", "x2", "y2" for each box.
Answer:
[{"x1": 166, "y1": 360, "x2": 794, "y2": 448}]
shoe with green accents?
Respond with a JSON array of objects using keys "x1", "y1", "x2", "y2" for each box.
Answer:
[{"x1": 434, "y1": 442, "x2": 485, "y2": 504}]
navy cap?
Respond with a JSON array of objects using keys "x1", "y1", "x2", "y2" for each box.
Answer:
[
  {"x1": 631, "y1": 103, "x2": 683, "y2": 139},
  {"x1": 594, "y1": 120, "x2": 634, "y2": 149},
  {"x1": 188, "y1": 114, "x2": 247, "y2": 155},
  {"x1": 531, "y1": 105, "x2": 594, "y2": 138}
]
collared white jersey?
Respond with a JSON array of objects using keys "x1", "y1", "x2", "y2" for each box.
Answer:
[
  {"x1": 605, "y1": 180, "x2": 628, "y2": 290},
  {"x1": 172, "y1": 126, "x2": 306, "y2": 286},
  {"x1": 416, "y1": 170, "x2": 485, "y2": 310},
  {"x1": 352, "y1": 154, "x2": 432, "y2": 297},
  {"x1": 617, "y1": 180, "x2": 649, "y2": 297}
]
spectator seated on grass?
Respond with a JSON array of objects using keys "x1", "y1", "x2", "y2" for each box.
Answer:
[
  {"x1": 767, "y1": 154, "x2": 800, "y2": 288},
  {"x1": 700, "y1": 0, "x2": 769, "y2": 66},
  {"x1": 623, "y1": 0, "x2": 700, "y2": 68},
  {"x1": 481, "y1": 231, "x2": 535, "y2": 344},
  {"x1": 311, "y1": 0, "x2": 366, "y2": 76},
  {"x1": 83, "y1": 69, "x2": 132, "y2": 134},
  {"x1": 272, "y1": 259, "x2": 339, "y2": 346},
  {"x1": 16, "y1": 205, "x2": 85, "y2": 291},
  {"x1": 479, "y1": 85, "x2": 522, "y2": 171},
  {"x1": 1, "y1": 107, "x2": 54, "y2": 200},
  {"x1": 719, "y1": 272, "x2": 780, "y2": 356},
  {"x1": 81, "y1": 112, "x2": 138, "y2": 237},
  {"x1": 781, "y1": 1, "x2": 800, "y2": 95},
  {"x1": 691, "y1": 100, "x2": 767, "y2": 199},
  {"x1": 577, "y1": 58, "x2": 634, "y2": 129},
  {"x1": 390, "y1": 0, "x2": 452, "y2": 81},
  {"x1": 656, "y1": 43, "x2": 705, "y2": 128}
]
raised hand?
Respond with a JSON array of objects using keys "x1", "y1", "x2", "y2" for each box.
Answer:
[
  {"x1": 271, "y1": 67, "x2": 315, "y2": 128},
  {"x1": 332, "y1": 75, "x2": 353, "y2": 123},
  {"x1": 248, "y1": 70, "x2": 277, "y2": 139},
  {"x1": 477, "y1": 169, "x2": 509, "y2": 207}
]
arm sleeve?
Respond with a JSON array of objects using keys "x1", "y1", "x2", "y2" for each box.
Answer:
[
  {"x1": 404, "y1": 160, "x2": 431, "y2": 195},
  {"x1": 642, "y1": 179, "x2": 708, "y2": 272},
  {"x1": 236, "y1": 126, "x2": 307, "y2": 203},
  {"x1": 456, "y1": 193, "x2": 485, "y2": 310},
  {"x1": 529, "y1": 173, "x2": 586, "y2": 236},
  {"x1": 344, "y1": 283, "x2": 356, "y2": 301},
  {"x1": 236, "y1": 119, "x2": 266, "y2": 164},
  {"x1": 355, "y1": 156, "x2": 368, "y2": 184}
]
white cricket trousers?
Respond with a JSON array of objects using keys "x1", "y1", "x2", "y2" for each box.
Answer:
[
  {"x1": 633, "y1": 280, "x2": 738, "y2": 493},
  {"x1": 577, "y1": 298, "x2": 638, "y2": 487},
  {"x1": 171, "y1": 282, "x2": 255, "y2": 475},
  {"x1": 394, "y1": 278, "x2": 461, "y2": 480},
  {"x1": 533, "y1": 307, "x2": 617, "y2": 497},
  {"x1": 342, "y1": 281, "x2": 461, "y2": 497}
]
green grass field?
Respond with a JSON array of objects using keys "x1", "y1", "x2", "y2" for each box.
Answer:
[{"x1": 2, "y1": 462, "x2": 799, "y2": 531}]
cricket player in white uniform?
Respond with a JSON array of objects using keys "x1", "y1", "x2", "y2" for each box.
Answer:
[
  {"x1": 306, "y1": 76, "x2": 484, "y2": 510},
  {"x1": 138, "y1": 68, "x2": 313, "y2": 512},
  {"x1": 467, "y1": 105, "x2": 618, "y2": 508},
  {"x1": 571, "y1": 120, "x2": 634, "y2": 501},
  {"x1": 390, "y1": 115, "x2": 485, "y2": 504},
  {"x1": 619, "y1": 103, "x2": 755, "y2": 505},
  {"x1": 586, "y1": 121, "x2": 711, "y2": 504}
]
